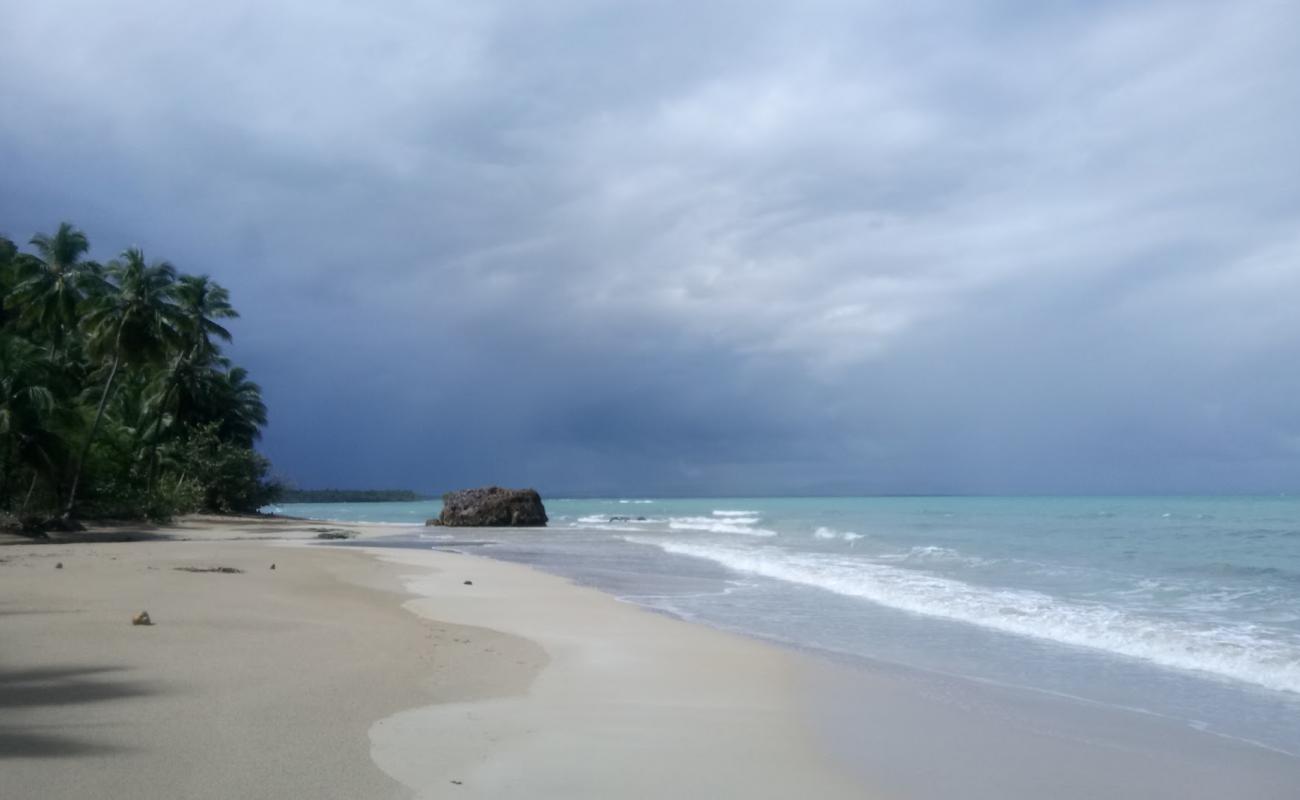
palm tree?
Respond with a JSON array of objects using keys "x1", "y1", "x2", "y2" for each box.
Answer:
[
  {"x1": 152, "y1": 275, "x2": 237, "y2": 434},
  {"x1": 0, "y1": 236, "x2": 17, "y2": 329},
  {"x1": 213, "y1": 366, "x2": 267, "y2": 448},
  {"x1": 0, "y1": 235, "x2": 16, "y2": 265},
  {"x1": 62, "y1": 248, "x2": 181, "y2": 519},
  {"x1": 7, "y1": 223, "x2": 101, "y2": 341},
  {"x1": 174, "y1": 275, "x2": 237, "y2": 359},
  {"x1": 0, "y1": 334, "x2": 62, "y2": 510},
  {"x1": 1, "y1": 222, "x2": 275, "y2": 518},
  {"x1": 141, "y1": 275, "x2": 239, "y2": 499}
]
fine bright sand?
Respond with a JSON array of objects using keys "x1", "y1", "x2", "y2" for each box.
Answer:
[
  {"x1": 0, "y1": 518, "x2": 864, "y2": 799},
  {"x1": 5, "y1": 517, "x2": 1298, "y2": 799}
]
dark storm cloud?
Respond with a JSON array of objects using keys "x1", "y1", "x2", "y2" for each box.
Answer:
[{"x1": 3, "y1": 0, "x2": 1299, "y2": 494}]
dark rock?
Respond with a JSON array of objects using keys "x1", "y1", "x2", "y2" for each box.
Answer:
[
  {"x1": 0, "y1": 512, "x2": 20, "y2": 533},
  {"x1": 432, "y1": 487, "x2": 548, "y2": 527},
  {"x1": 608, "y1": 516, "x2": 647, "y2": 522},
  {"x1": 463, "y1": 580, "x2": 473, "y2": 585},
  {"x1": 132, "y1": 611, "x2": 152, "y2": 626},
  {"x1": 270, "y1": 563, "x2": 276, "y2": 570},
  {"x1": 425, "y1": 518, "x2": 444, "y2": 526},
  {"x1": 55, "y1": 562, "x2": 63, "y2": 569},
  {"x1": 174, "y1": 566, "x2": 244, "y2": 574}
]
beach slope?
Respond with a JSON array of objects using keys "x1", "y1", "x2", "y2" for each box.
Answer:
[{"x1": 0, "y1": 519, "x2": 863, "y2": 799}]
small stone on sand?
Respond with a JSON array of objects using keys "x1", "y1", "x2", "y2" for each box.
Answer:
[{"x1": 132, "y1": 611, "x2": 153, "y2": 626}]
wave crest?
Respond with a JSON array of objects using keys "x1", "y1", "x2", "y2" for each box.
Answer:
[{"x1": 639, "y1": 540, "x2": 1300, "y2": 695}]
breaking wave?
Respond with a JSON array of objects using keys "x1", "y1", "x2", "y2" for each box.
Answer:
[
  {"x1": 667, "y1": 514, "x2": 775, "y2": 536},
  {"x1": 814, "y1": 526, "x2": 863, "y2": 542},
  {"x1": 636, "y1": 540, "x2": 1300, "y2": 695}
]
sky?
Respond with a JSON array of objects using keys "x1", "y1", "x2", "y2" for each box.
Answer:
[{"x1": 2, "y1": 0, "x2": 1299, "y2": 496}]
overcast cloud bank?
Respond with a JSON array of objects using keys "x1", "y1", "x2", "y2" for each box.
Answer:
[{"x1": 3, "y1": 1, "x2": 1298, "y2": 494}]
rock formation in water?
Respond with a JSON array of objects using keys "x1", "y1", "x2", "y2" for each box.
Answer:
[{"x1": 428, "y1": 486, "x2": 548, "y2": 527}]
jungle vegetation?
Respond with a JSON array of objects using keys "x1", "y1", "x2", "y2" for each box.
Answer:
[{"x1": 0, "y1": 222, "x2": 280, "y2": 529}]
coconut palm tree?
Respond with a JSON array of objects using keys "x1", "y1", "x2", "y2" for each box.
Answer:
[
  {"x1": 213, "y1": 366, "x2": 267, "y2": 448},
  {"x1": 1, "y1": 222, "x2": 275, "y2": 519},
  {"x1": 174, "y1": 275, "x2": 236, "y2": 358},
  {"x1": 62, "y1": 248, "x2": 182, "y2": 519},
  {"x1": 7, "y1": 223, "x2": 102, "y2": 342},
  {"x1": 0, "y1": 236, "x2": 17, "y2": 330},
  {"x1": 0, "y1": 333, "x2": 63, "y2": 510},
  {"x1": 0, "y1": 235, "x2": 16, "y2": 266},
  {"x1": 140, "y1": 275, "x2": 240, "y2": 497},
  {"x1": 164, "y1": 360, "x2": 265, "y2": 444},
  {"x1": 150, "y1": 276, "x2": 237, "y2": 432}
]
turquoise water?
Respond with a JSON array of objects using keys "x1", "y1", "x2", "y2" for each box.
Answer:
[{"x1": 271, "y1": 495, "x2": 1300, "y2": 754}]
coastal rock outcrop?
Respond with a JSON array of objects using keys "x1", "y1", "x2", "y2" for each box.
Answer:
[{"x1": 429, "y1": 486, "x2": 548, "y2": 527}]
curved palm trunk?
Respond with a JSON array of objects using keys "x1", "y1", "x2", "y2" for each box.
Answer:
[
  {"x1": 22, "y1": 472, "x2": 38, "y2": 513},
  {"x1": 62, "y1": 326, "x2": 125, "y2": 521}
]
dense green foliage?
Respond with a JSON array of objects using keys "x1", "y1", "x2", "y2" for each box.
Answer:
[
  {"x1": 277, "y1": 488, "x2": 426, "y2": 503},
  {"x1": 0, "y1": 222, "x2": 280, "y2": 524}
]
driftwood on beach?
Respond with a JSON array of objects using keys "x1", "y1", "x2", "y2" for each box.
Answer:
[{"x1": 428, "y1": 486, "x2": 548, "y2": 527}]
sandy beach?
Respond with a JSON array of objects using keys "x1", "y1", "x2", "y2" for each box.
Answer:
[
  {"x1": 0, "y1": 518, "x2": 865, "y2": 799},
  {"x1": 5, "y1": 516, "x2": 1300, "y2": 799}
]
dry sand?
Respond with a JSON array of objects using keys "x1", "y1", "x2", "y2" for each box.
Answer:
[{"x1": 0, "y1": 518, "x2": 866, "y2": 799}]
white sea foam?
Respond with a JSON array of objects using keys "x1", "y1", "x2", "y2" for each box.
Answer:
[
  {"x1": 900, "y1": 545, "x2": 996, "y2": 567},
  {"x1": 636, "y1": 540, "x2": 1300, "y2": 695},
  {"x1": 907, "y1": 545, "x2": 960, "y2": 559},
  {"x1": 712, "y1": 509, "x2": 760, "y2": 517},
  {"x1": 569, "y1": 521, "x2": 644, "y2": 532},
  {"x1": 667, "y1": 516, "x2": 775, "y2": 536},
  {"x1": 813, "y1": 526, "x2": 862, "y2": 542}
]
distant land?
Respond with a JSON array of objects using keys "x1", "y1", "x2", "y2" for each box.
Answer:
[{"x1": 278, "y1": 489, "x2": 428, "y2": 503}]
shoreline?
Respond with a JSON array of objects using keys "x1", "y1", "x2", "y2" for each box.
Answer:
[
  {"x1": 0, "y1": 516, "x2": 867, "y2": 799},
  {"x1": 362, "y1": 544, "x2": 865, "y2": 797},
  {"x1": 4, "y1": 515, "x2": 1299, "y2": 798},
  {"x1": 375, "y1": 538, "x2": 1300, "y2": 800}
]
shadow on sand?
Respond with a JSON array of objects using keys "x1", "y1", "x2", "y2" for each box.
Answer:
[{"x1": 0, "y1": 665, "x2": 160, "y2": 759}]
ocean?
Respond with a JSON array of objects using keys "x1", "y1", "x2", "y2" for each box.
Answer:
[{"x1": 271, "y1": 495, "x2": 1300, "y2": 755}]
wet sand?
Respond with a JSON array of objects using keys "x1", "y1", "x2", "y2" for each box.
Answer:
[
  {"x1": 0, "y1": 518, "x2": 864, "y2": 799},
  {"x1": 4, "y1": 516, "x2": 1297, "y2": 798}
]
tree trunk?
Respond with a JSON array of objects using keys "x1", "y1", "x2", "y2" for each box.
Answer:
[
  {"x1": 62, "y1": 330, "x2": 124, "y2": 521},
  {"x1": 145, "y1": 357, "x2": 187, "y2": 512},
  {"x1": 21, "y1": 471, "x2": 38, "y2": 513}
]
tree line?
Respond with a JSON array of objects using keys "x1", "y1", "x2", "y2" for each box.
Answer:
[{"x1": 1, "y1": 222, "x2": 281, "y2": 529}]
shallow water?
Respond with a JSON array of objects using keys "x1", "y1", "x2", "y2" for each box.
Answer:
[{"x1": 274, "y1": 495, "x2": 1300, "y2": 755}]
